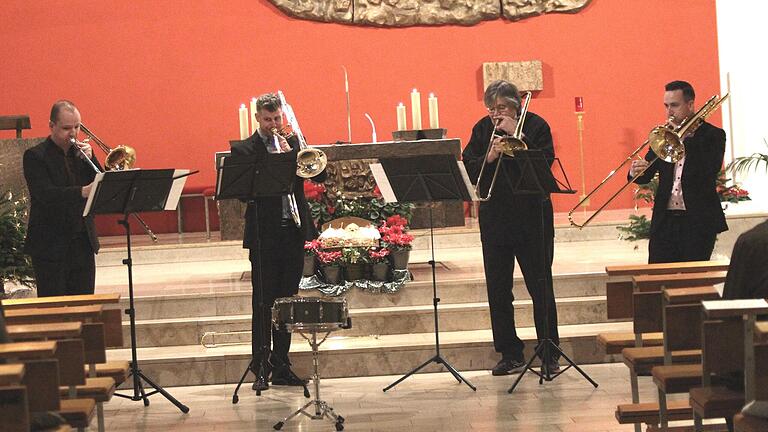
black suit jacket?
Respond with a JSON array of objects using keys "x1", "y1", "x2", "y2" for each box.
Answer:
[
  {"x1": 462, "y1": 112, "x2": 555, "y2": 245},
  {"x1": 632, "y1": 121, "x2": 728, "y2": 235},
  {"x1": 23, "y1": 137, "x2": 101, "y2": 259},
  {"x1": 230, "y1": 133, "x2": 327, "y2": 251}
]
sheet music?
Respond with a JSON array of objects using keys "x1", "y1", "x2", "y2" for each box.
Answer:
[
  {"x1": 369, "y1": 163, "x2": 397, "y2": 203},
  {"x1": 457, "y1": 161, "x2": 479, "y2": 202},
  {"x1": 82, "y1": 172, "x2": 106, "y2": 217},
  {"x1": 165, "y1": 169, "x2": 190, "y2": 210}
]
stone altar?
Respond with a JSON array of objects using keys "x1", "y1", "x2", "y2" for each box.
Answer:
[{"x1": 218, "y1": 138, "x2": 465, "y2": 241}]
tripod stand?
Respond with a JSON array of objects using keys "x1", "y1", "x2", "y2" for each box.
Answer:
[
  {"x1": 113, "y1": 216, "x2": 189, "y2": 412},
  {"x1": 374, "y1": 154, "x2": 476, "y2": 392},
  {"x1": 384, "y1": 206, "x2": 475, "y2": 392},
  {"x1": 503, "y1": 151, "x2": 598, "y2": 393},
  {"x1": 84, "y1": 168, "x2": 192, "y2": 411}
]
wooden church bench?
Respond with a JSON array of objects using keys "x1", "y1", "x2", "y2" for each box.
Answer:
[
  {"x1": 633, "y1": 271, "x2": 727, "y2": 293},
  {"x1": 605, "y1": 260, "x2": 728, "y2": 320},
  {"x1": 1, "y1": 293, "x2": 121, "y2": 310}
]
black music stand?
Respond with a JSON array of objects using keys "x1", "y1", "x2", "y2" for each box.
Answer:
[
  {"x1": 375, "y1": 154, "x2": 477, "y2": 392},
  {"x1": 499, "y1": 149, "x2": 599, "y2": 393},
  {"x1": 84, "y1": 168, "x2": 192, "y2": 412},
  {"x1": 216, "y1": 152, "x2": 310, "y2": 403}
]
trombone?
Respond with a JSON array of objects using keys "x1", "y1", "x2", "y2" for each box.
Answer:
[
  {"x1": 567, "y1": 93, "x2": 729, "y2": 229},
  {"x1": 73, "y1": 124, "x2": 158, "y2": 242},
  {"x1": 474, "y1": 91, "x2": 532, "y2": 201}
]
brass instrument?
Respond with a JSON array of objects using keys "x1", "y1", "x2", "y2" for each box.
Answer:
[
  {"x1": 72, "y1": 125, "x2": 158, "y2": 242},
  {"x1": 568, "y1": 93, "x2": 729, "y2": 229},
  {"x1": 277, "y1": 91, "x2": 328, "y2": 179},
  {"x1": 80, "y1": 124, "x2": 136, "y2": 170},
  {"x1": 474, "y1": 91, "x2": 532, "y2": 201},
  {"x1": 270, "y1": 127, "x2": 303, "y2": 228}
]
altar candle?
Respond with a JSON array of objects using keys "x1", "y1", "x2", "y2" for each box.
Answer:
[
  {"x1": 238, "y1": 104, "x2": 249, "y2": 139},
  {"x1": 396, "y1": 102, "x2": 407, "y2": 131},
  {"x1": 249, "y1": 97, "x2": 259, "y2": 134},
  {"x1": 428, "y1": 93, "x2": 439, "y2": 129},
  {"x1": 411, "y1": 88, "x2": 422, "y2": 130},
  {"x1": 575, "y1": 96, "x2": 584, "y2": 113}
]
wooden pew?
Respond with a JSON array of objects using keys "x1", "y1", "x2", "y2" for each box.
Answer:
[
  {"x1": 605, "y1": 260, "x2": 728, "y2": 320},
  {"x1": 633, "y1": 271, "x2": 728, "y2": 293},
  {"x1": 0, "y1": 364, "x2": 28, "y2": 432},
  {"x1": 1, "y1": 293, "x2": 121, "y2": 310},
  {"x1": 616, "y1": 286, "x2": 719, "y2": 430},
  {"x1": 732, "y1": 311, "x2": 768, "y2": 432}
]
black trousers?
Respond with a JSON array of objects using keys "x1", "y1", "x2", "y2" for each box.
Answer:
[
  {"x1": 648, "y1": 212, "x2": 717, "y2": 264},
  {"x1": 31, "y1": 234, "x2": 95, "y2": 297},
  {"x1": 482, "y1": 235, "x2": 559, "y2": 362},
  {"x1": 249, "y1": 226, "x2": 304, "y2": 369}
]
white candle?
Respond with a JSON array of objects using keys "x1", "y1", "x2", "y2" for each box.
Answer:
[
  {"x1": 428, "y1": 93, "x2": 439, "y2": 129},
  {"x1": 411, "y1": 88, "x2": 422, "y2": 130},
  {"x1": 396, "y1": 102, "x2": 407, "y2": 131},
  {"x1": 249, "y1": 97, "x2": 259, "y2": 134},
  {"x1": 238, "y1": 104, "x2": 249, "y2": 139}
]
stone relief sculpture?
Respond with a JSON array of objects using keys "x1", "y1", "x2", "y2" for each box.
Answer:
[{"x1": 267, "y1": 0, "x2": 590, "y2": 27}]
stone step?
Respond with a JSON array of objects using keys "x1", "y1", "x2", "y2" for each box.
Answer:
[
  {"x1": 126, "y1": 295, "x2": 608, "y2": 348},
  {"x1": 119, "y1": 272, "x2": 606, "y2": 320},
  {"x1": 107, "y1": 321, "x2": 622, "y2": 387}
]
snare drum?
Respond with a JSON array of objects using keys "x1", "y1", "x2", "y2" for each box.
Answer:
[{"x1": 272, "y1": 296, "x2": 348, "y2": 332}]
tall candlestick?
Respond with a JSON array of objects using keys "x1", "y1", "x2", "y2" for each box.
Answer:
[
  {"x1": 396, "y1": 102, "x2": 407, "y2": 131},
  {"x1": 411, "y1": 88, "x2": 422, "y2": 130},
  {"x1": 428, "y1": 93, "x2": 439, "y2": 129},
  {"x1": 249, "y1": 97, "x2": 259, "y2": 134},
  {"x1": 238, "y1": 104, "x2": 249, "y2": 139}
]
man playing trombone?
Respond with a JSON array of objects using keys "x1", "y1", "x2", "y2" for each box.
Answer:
[
  {"x1": 231, "y1": 93, "x2": 327, "y2": 391},
  {"x1": 22, "y1": 100, "x2": 101, "y2": 297},
  {"x1": 629, "y1": 81, "x2": 728, "y2": 263},
  {"x1": 462, "y1": 80, "x2": 561, "y2": 376}
]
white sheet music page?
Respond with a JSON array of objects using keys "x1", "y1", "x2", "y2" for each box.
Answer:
[
  {"x1": 457, "y1": 161, "x2": 479, "y2": 202},
  {"x1": 369, "y1": 163, "x2": 397, "y2": 203},
  {"x1": 165, "y1": 169, "x2": 191, "y2": 210},
  {"x1": 82, "y1": 171, "x2": 106, "y2": 217}
]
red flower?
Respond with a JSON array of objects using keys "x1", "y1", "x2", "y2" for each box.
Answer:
[
  {"x1": 303, "y1": 181, "x2": 326, "y2": 202},
  {"x1": 316, "y1": 250, "x2": 342, "y2": 265},
  {"x1": 304, "y1": 240, "x2": 321, "y2": 256}
]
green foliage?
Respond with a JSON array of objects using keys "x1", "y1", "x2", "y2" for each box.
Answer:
[
  {"x1": 341, "y1": 247, "x2": 368, "y2": 264},
  {"x1": 616, "y1": 214, "x2": 651, "y2": 241},
  {"x1": 0, "y1": 191, "x2": 35, "y2": 288},
  {"x1": 727, "y1": 138, "x2": 768, "y2": 176}
]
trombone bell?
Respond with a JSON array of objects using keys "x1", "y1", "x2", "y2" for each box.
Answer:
[{"x1": 647, "y1": 126, "x2": 684, "y2": 163}]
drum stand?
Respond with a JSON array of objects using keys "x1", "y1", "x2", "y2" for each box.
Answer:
[{"x1": 274, "y1": 329, "x2": 345, "y2": 431}]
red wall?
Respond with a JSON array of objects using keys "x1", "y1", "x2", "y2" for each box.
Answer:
[{"x1": 0, "y1": 0, "x2": 721, "y2": 233}]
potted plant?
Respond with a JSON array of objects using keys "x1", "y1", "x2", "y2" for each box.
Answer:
[
  {"x1": 368, "y1": 247, "x2": 390, "y2": 282},
  {"x1": 379, "y1": 215, "x2": 414, "y2": 270},
  {"x1": 341, "y1": 247, "x2": 368, "y2": 281},
  {"x1": 303, "y1": 240, "x2": 320, "y2": 277},
  {"x1": 316, "y1": 249, "x2": 343, "y2": 285},
  {"x1": 0, "y1": 191, "x2": 35, "y2": 298}
]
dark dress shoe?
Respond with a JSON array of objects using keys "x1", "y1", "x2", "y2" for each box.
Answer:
[
  {"x1": 491, "y1": 358, "x2": 525, "y2": 376},
  {"x1": 271, "y1": 371, "x2": 309, "y2": 386},
  {"x1": 252, "y1": 374, "x2": 269, "y2": 391}
]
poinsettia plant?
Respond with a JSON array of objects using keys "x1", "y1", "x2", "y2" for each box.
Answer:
[
  {"x1": 316, "y1": 250, "x2": 342, "y2": 266},
  {"x1": 379, "y1": 220, "x2": 414, "y2": 252},
  {"x1": 304, "y1": 239, "x2": 321, "y2": 257},
  {"x1": 368, "y1": 247, "x2": 390, "y2": 264},
  {"x1": 716, "y1": 171, "x2": 751, "y2": 204}
]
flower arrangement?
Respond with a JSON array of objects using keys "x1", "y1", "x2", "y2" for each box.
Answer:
[
  {"x1": 341, "y1": 247, "x2": 368, "y2": 265},
  {"x1": 368, "y1": 247, "x2": 390, "y2": 264},
  {"x1": 716, "y1": 171, "x2": 751, "y2": 204},
  {"x1": 304, "y1": 239, "x2": 321, "y2": 257},
  {"x1": 304, "y1": 179, "x2": 414, "y2": 231},
  {"x1": 316, "y1": 250, "x2": 342, "y2": 266},
  {"x1": 379, "y1": 218, "x2": 414, "y2": 252}
]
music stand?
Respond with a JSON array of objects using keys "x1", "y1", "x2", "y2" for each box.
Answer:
[
  {"x1": 372, "y1": 154, "x2": 477, "y2": 392},
  {"x1": 84, "y1": 168, "x2": 193, "y2": 412},
  {"x1": 216, "y1": 152, "x2": 310, "y2": 403},
  {"x1": 499, "y1": 149, "x2": 599, "y2": 393}
]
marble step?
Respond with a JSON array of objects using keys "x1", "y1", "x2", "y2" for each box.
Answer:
[
  {"x1": 119, "y1": 272, "x2": 606, "y2": 320},
  {"x1": 107, "y1": 321, "x2": 622, "y2": 387},
  {"x1": 125, "y1": 295, "x2": 607, "y2": 348},
  {"x1": 96, "y1": 221, "x2": 625, "y2": 267}
]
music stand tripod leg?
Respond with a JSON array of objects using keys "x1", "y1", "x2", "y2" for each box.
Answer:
[{"x1": 112, "y1": 217, "x2": 189, "y2": 413}]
